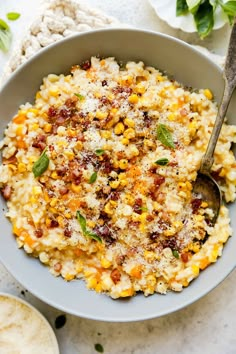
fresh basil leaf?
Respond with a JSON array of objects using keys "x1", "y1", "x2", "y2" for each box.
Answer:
[
  {"x1": 7, "y1": 12, "x2": 21, "y2": 21},
  {"x1": 172, "y1": 250, "x2": 180, "y2": 259},
  {"x1": 227, "y1": 14, "x2": 234, "y2": 25},
  {"x1": 0, "y1": 29, "x2": 12, "y2": 52},
  {"x1": 76, "y1": 210, "x2": 87, "y2": 233},
  {"x1": 209, "y1": 0, "x2": 217, "y2": 11},
  {"x1": 74, "y1": 93, "x2": 85, "y2": 101},
  {"x1": 156, "y1": 124, "x2": 175, "y2": 149},
  {"x1": 155, "y1": 158, "x2": 169, "y2": 166},
  {"x1": 220, "y1": 1, "x2": 236, "y2": 16},
  {"x1": 194, "y1": 1, "x2": 214, "y2": 38},
  {"x1": 85, "y1": 230, "x2": 102, "y2": 243},
  {"x1": 95, "y1": 149, "x2": 105, "y2": 156},
  {"x1": 89, "y1": 172, "x2": 97, "y2": 184},
  {"x1": 176, "y1": 0, "x2": 189, "y2": 16},
  {"x1": 0, "y1": 19, "x2": 9, "y2": 30},
  {"x1": 32, "y1": 148, "x2": 49, "y2": 177},
  {"x1": 140, "y1": 206, "x2": 148, "y2": 211},
  {"x1": 186, "y1": 0, "x2": 202, "y2": 14}
]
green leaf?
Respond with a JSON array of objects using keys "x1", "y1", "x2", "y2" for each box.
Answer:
[
  {"x1": 95, "y1": 343, "x2": 104, "y2": 353},
  {"x1": 0, "y1": 19, "x2": 9, "y2": 30},
  {"x1": 76, "y1": 210, "x2": 87, "y2": 233},
  {"x1": 172, "y1": 250, "x2": 180, "y2": 259},
  {"x1": 32, "y1": 148, "x2": 49, "y2": 177},
  {"x1": 176, "y1": 0, "x2": 189, "y2": 16},
  {"x1": 186, "y1": 0, "x2": 202, "y2": 14},
  {"x1": 76, "y1": 210, "x2": 102, "y2": 242},
  {"x1": 155, "y1": 158, "x2": 169, "y2": 166},
  {"x1": 194, "y1": 1, "x2": 214, "y2": 38},
  {"x1": 156, "y1": 124, "x2": 175, "y2": 149},
  {"x1": 7, "y1": 12, "x2": 21, "y2": 21},
  {"x1": 74, "y1": 93, "x2": 85, "y2": 101},
  {"x1": 209, "y1": 0, "x2": 218, "y2": 11},
  {"x1": 0, "y1": 29, "x2": 12, "y2": 52},
  {"x1": 89, "y1": 172, "x2": 97, "y2": 184},
  {"x1": 220, "y1": 1, "x2": 236, "y2": 16},
  {"x1": 85, "y1": 230, "x2": 102, "y2": 243},
  {"x1": 227, "y1": 14, "x2": 234, "y2": 24},
  {"x1": 95, "y1": 149, "x2": 105, "y2": 156}
]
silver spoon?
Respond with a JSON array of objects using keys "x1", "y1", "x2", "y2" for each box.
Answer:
[{"x1": 193, "y1": 19, "x2": 236, "y2": 225}]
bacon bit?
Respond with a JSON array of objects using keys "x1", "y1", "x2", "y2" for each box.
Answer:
[
  {"x1": 112, "y1": 86, "x2": 132, "y2": 95},
  {"x1": 1, "y1": 185, "x2": 12, "y2": 200},
  {"x1": 116, "y1": 255, "x2": 125, "y2": 266},
  {"x1": 168, "y1": 161, "x2": 178, "y2": 167},
  {"x1": 143, "y1": 111, "x2": 152, "y2": 128},
  {"x1": 94, "y1": 224, "x2": 115, "y2": 245},
  {"x1": 110, "y1": 268, "x2": 121, "y2": 284},
  {"x1": 180, "y1": 108, "x2": 188, "y2": 116},
  {"x1": 162, "y1": 237, "x2": 178, "y2": 250},
  {"x1": 191, "y1": 198, "x2": 202, "y2": 214},
  {"x1": 50, "y1": 220, "x2": 59, "y2": 228},
  {"x1": 102, "y1": 80, "x2": 108, "y2": 86},
  {"x1": 59, "y1": 108, "x2": 71, "y2": 119},
  {"x1": 54, "y1": 262, "x2": 62, "y2": 272},
  {"x1": 154, "y1": 175, "x2": 165, "y2": 186},
  {"x1": 57, "y1": 167, "x2": 67, "y2": 177},
  {"x1": 81, "y1": 60, "x2": 91, "y2": 70},
  {"x1": 149, "y1": 166, "x2": 157, "y2": 174},
  {"x1": 48, "y1": 145, "x2": 54, "y2": 152},
  {"x1": 32, "y1": 135, "x2": 46, "y2": 151},
  {"x1": 65, "y1": 96, "x2": 78, "y2": 107},
  {"x1": 100, "y1": 96, "x2": 110, "y2": 105},
  {"x1": 156, "y1": 192, "x2": 165, "y2": 203},
  {"x1": 48, "y1": 106, "x2": 57, "y2": 117},
  {"x1": 181, "y1": 253, "x2": 189, "y2": 263},
  {"x1": 109, "y1": 191, "x2": 120, "y2": 201},
  {"x1": 64, "y1": 228, "x2": 72, "y2": 238},
  {"x1": 149, "y1": 232, "x2": 160, "y2": 241},
  {"x1": 2, "y1": 155, "x2": 17, "y2": 165},
  {"x1": 56, "y1": 116, "x2": 66, "y2": 125},
  {"x1": 59, "y1": 187, "x2": 69, "y2": 195},
  {"x1": 146, "y1": 215, "x2": 154, "y2": 222},
  {"x1": 34, "y1": 228, "x2": 43, "y2": 238},
  {"x1": 133, "y1": 198, "x2": 143, "y2": 214}
]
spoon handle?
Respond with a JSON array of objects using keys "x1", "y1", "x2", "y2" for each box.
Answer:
[{"x1": 200, "y1": 19, "x2": 236, "y2": 175}]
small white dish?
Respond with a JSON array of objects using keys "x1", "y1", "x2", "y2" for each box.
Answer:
[
  {"x1": 0, "y1": 292, "x2": 60, "y2": 354},
  {"x1": 148, "y1": 0, "x2": 228, "y2": 33}
]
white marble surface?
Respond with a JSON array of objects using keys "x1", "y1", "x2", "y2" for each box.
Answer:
[{"x1": 0, "y1": 1, "x2": 236, "y2": 354}]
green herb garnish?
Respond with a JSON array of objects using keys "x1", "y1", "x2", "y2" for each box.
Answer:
[
  {"x1": 95, "y1": 149, "x2": 105, "y2": 156},
  {"x1": 74, "y1": 93, "x2": 85, "y2": 101},
  {"x1": 89, "y1": 172, "x2": 97, "y2": 184},
  {"x1": 156, "y1": 124, "x2": 175, "y2": 149},
  {"x1": 7, "y1": 12, "x2": 21, "y2": 21},
  {"x1": 155, "y1": 158, "x2": 169, "y2": 166},
  {"x1": 0, "y1": 19, "x2": 11, "y2": 53},
  {"x1": 76, "y1": 210, "x2": 102, "y2": 242},
  {"x1": 140, "y1": 206, "x2": 148, "y2": 212},
  {"x1": 95, "y1": 343, "x2": 104, "y2": 353},
  {"x1": 32, "y1": 148, "x2": 49, "y2": 177},
  {"x1": 176, "y1": 0, "x2": 236, "y2": 38},
  {"x1": 172, "y1": 250, "x2": 180, "y2": 259}
]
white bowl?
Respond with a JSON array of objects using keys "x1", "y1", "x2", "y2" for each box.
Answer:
[
  {"x1": 0, "y1": 292, "x2": 59, "y2": 353},
  {"x1": 149, "y1": 0, "x2": 228, "y2": 33},
  {"x1": 0, "y1": 29, "x2": 235, "y2": 322}
]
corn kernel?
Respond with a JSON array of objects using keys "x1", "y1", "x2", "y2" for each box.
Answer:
[
  {"x1": 75, "y1": 141, "x2": 83, "y2": 151},
  {"x1": 119, "y1": 159, "x2": 128, "y2": 170},
  {"x1": 100, "y1": 130, "x2": 111, "y2": 139},
  {"x1": 191, "y1": 265, "x2": 200, "y2": 276},
  {"x1": 18, "y1": 162, "x2": 26, "y2": 173},
  {"x1": 120, "y1": 75, "x2": 133, "y2": 86},
  {"x1": 95, "y1": 284, "x2": 102, "y2": 293},
  {"x1": 30, "y1": 123, "x2": 39, "y2": 131},
  {"x1": 36, "y1": 92, "x2": 41, "y2": 99},
  {"x1": 58, "y1": 205, "x2": 66, "y2": 212},
  {"x1": 109, "y1": 180, "x2": 120, "y2": 189},
  {"x1": 87, "y1": 220, "x2": 96, "y2": 228},
  {"x1": 44, "y1": 123, "x2": 52, "y2": 133},
  {"x1": 203, "y1": 89, "x2": 213, "y2": 100},
  {"x1": 64, "y1": 150, "x2": 75, "y2": 161},
  {"x1": 195, "y1": 215, "x2": 204, "y2": 222},
  {"x1": 144, "y1": 250, "x2": 155, "y2": 261},
  {"x1": 173, "y1": 221, "x2": 183, "y2": 231},
  {"x1": 32, "y1": 186, "x2": 42, "y2": 195},
  {"x1": 128, "y1": 94, "x2": 139, "y2": 104},
  {"x1": 71, "y1": 183, "x2": 81, "y2": 193},
  {"x1": 164, "y1": 227, "x2": 176, "y2": 236},
  {"x1": 64, "y1": 273, "x2": 75, "y2": 281},
  {"x1": 121, "y1": 138, "x2": 129, "y2": 145},
  {"x1": 87, "y1": 277, "x2": 98, "y2": 289},
  {"x1": 120, "y1": 288, "x2": 134, "y2": 297},
  {"x1": 168, "y1": 113, "x2": 176, "y2": 121},
  {"x1": 124, "y1": 118, "x2": 135, "y2": 128},
  {"x1": 135, "y1": 83, "x2": 146, "y2": 94},
  {"x1": 101, "y1": 257, "x2": 112, "y2": 268},
  {"x1": 65, "y1": 213, "x2": 72, "y2": 219},
  {"x1": 51, "y1": 171, "x2": 58, "y2": 179},
  {"x1": 96, "y1": 111, "x2": 108, "y2": 120},
  {"x1": 50, "y1": 198, "x2": 58, "y2": 207},
  {"x1": 46, "y1": 218, "x2": 51, "y2": 227},
  {"x1": 157, "y1": 75, "x2": 165, "y2": 82},
  {"x1": 104, "y1": 202, "x2": 113, "y2": 215},
  {"x1": 57, "y1": 216, "x2": 64, "y2": 228},
  {"x1": 144, "y1": 139, "x2": 155, "y2": 148},
  {"x1": 68, "y1": 129, "x2": 76, "y2": 137},
  {"x1": 110, "y1": 108, "x2": 118, "y2": 115},
  {"x1": 94, "y1": 92, "x2": 102, "y2": 98},
  {"x1": 124, "y1": 128, "x2": 135, "y2": 139},
  {"x1": 28, "y1": 108, "x2": 39, "y2": 115},
  {"x1": 201, "y1": 201, "x2": 208, "y2": 208},
  {"x1": 49, "y1": 87, "x2": 59, "y2": 96},
  {"x1": 100, "y1": 59, "x2": 106, "y2": 66},
  {"x1": 114, "y1": 122, "x2": 125, "y2": 135}
]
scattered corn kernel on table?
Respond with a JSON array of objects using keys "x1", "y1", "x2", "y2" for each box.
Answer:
[{"x1": 0, "y1": 1, "x2": 236, "y2": 354}]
